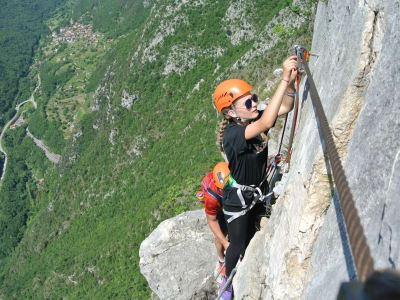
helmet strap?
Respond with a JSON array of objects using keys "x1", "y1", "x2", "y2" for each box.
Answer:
[{"x1": 230, "y1": 105, "x2": 250, "y2": 124}]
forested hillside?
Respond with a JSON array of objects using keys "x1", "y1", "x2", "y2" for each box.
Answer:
[
  {"x1": 0, "y1": 0, "x2": 66, "y2": 264},
  {"x1": 0, "y1": 0, "x2": 317, "y2": 298},
  {"x1": 0, "y1": 0, "x2": 65, "y2": 128}
]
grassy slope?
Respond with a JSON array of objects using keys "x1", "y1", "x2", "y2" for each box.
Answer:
[{"x1": 0, "y1": 0, "x2": 317, "y2": 298}]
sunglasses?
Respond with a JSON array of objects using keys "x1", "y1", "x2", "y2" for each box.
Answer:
[{"x1": 244, "y1": 94, "x2": 258, "y2": 109}]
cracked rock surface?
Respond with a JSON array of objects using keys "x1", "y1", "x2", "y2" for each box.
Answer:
[
  {"x1": 139, "y1": 210, "x2": 218, "y2": 300},
  {"x1": 306, "y1": 1, "x2": 400, "y2": 298}
]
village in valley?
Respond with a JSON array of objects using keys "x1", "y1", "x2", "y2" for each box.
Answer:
[
  {"x1": 38, "y1": 17, "x2": 115, "y2": 140},
  {"x1": 51, "y1": 22, "x2": 101, "y2": 45}
]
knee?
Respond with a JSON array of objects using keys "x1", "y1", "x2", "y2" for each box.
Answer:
[{"x1": 228, "y1": 240, "x2": 246, "y2": 257}]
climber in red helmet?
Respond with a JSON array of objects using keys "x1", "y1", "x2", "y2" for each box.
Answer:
[{"x1": 196, "y1": 162, "x2": 231, "y2": 276}]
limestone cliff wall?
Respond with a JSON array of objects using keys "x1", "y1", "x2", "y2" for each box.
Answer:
[{"x1": 234, "y1": 0, "x2": 400, "y2": 299}]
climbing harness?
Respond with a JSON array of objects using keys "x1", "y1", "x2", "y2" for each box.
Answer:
[
  {"x1": 223, "y1": 190, "x2": 274, "y2": 223},
  {"x1": 223, "y1": 174, "x2": 274, "y2": 223},
  {"x1": 238, "y1": 45, "x2": 309, "y2": 219}
]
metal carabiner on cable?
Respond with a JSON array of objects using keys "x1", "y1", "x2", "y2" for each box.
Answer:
[
  {"x1": 293, "y1": 44, "x2": 316, "y2": 71},
  {"x1": 293, "y1": 44, "x2": 307, "y2": 73}
]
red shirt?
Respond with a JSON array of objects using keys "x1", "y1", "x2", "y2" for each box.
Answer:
[{"x1": 202, "y1": 172, "x2": 223, "y2": 216}]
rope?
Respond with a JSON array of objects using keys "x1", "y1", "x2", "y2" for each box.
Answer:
[
  {"x1": 285, "y1": 70, "x2": 302, "y2": 166},
  {"x1": 278, "y1": 114, "x2": 288, "y2": 154},
  {"x1": 298, "y1": 47, "x2": 374, "y2": 282},
  {"x1": 263, "y1": 84, "x2": 291, "y2": 185}
]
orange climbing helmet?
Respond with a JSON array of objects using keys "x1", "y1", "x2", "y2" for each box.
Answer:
[
  {"x1": 213, "y1": 79, "x2": 252, "y2": 113},
  {"x1": 213, "y1": 162, "x2": 230, "y2": 189}
]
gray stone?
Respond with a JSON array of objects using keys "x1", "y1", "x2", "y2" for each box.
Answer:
[
  {"x1": 223, "y1": 1, "x2": 256, "y2": 46},
  {"x1": 121, "y1": 90, "x2": 138, "y2": 109},
  {"x1": 273, "y1": 68, "x2": 283, "y2": 78},
  {"x1": 306, "y1": 1, "x2": 400, "y2": 298},
  {"x1": 139, "y1": 210, "x2": 218, "y2": 300}
]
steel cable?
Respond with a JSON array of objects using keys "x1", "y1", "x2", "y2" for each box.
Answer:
[{"x1": 299, "y1": 49, "x2": 374, "y2": 281}]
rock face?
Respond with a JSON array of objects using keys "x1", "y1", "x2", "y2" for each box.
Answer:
[
  {"x1": 121, "y1": 89, "x2": 138, "y2": 109},
  {"x1": 231, "y1": 4, "x2": 308, "y2": 70},
  {"x1": 234, "y1": 0, "x2": 400, "y2": 299},
  {"x1": 139, "y1": 210, "x2": 218, "y2": 300}
]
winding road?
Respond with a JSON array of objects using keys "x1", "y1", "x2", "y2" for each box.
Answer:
[{"x1": 0, "y1": 75, "x2": 46, "y2": 182}]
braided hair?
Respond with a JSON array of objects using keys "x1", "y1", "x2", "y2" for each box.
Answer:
[{"x1": 217, "y1": 109, "x2": 232, "y2": 153}]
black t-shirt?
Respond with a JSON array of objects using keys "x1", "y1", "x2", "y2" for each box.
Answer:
[{"x1": 222, "y1": 113, "x2": 270, "y2": 187}]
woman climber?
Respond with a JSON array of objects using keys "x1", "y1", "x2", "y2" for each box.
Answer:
[{"x1": 213, "y1": 55, "x2": 298, "y2": 299}]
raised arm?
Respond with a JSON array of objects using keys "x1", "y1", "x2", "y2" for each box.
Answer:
[
  {"x1": 245, "y1": 56, "x2": 298, "y2": 140},
  {"x1": 278, "y1": 79, "x2": 296, "y2": 116}
]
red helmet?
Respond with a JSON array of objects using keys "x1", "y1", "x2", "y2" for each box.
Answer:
[
  {"x1": 213, "y1": 162, "x2": 230, "y2": 189},
  {"x1": 213, "y1": 79, "x2": 252, "y2": 113}
]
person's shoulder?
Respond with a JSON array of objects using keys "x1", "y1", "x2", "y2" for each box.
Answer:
[
  {"x1": 224, "y1": 121, "x2": 245, "y2": 136},
  {"x1": 204, "y1": 195, "x2": 220, "y2": 214},
  {"x1": 223, "y1": 121, "x2": 247, "y2": 151},
  {"x1": 226, "y1": 121, "x2": 237, "y2": 129}
]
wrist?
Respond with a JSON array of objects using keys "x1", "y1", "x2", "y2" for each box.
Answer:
[
  {"x1": 285, "y1": 90, "x2": 296, "y2": 97},
  {"x1": 287, "y1": 86, "x2": 295, "y2": 92},
  {"x1": 281, "y1": 78, "x2": 289, "y2": 83}
]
